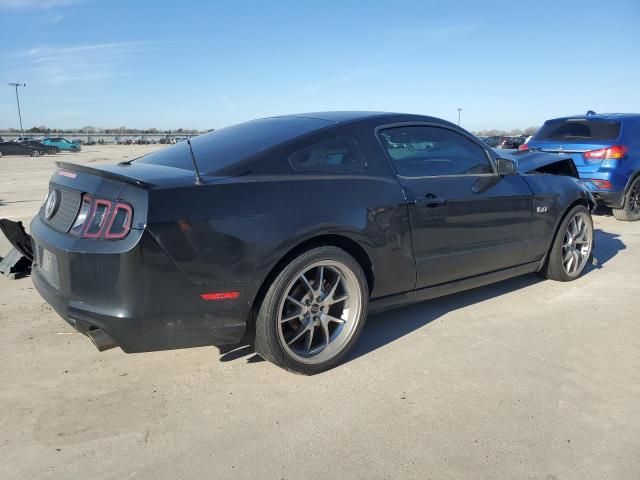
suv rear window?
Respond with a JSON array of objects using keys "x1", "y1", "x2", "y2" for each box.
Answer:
[{"x1": 534, "y1": 119, "x2": 621, "y2": 142}]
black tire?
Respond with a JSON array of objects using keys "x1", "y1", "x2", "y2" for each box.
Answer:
[
  {"x1": 539, "y1": 205, "x2": 594, "y2": 282},
  {"x1": 254, "y1": 246, "x2": 369, "y2": 375},
  {"x1": 0, "y1": 151, "x2": 3, "y2": 158},
  {"x1": 30, "y1": 149, "x2": 40, "y2": 157},
  {"x1": 612, "y1": 176, "x2": 640, "y2": 221},
  {"x1": 48, "y1": 149, "x2": 57, "y2": 155}
]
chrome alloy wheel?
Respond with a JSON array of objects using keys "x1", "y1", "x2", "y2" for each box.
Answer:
[
  {"x1": 562, "y1": 212, "x2": 593, "y2": 276},
  {"x1": 277, "y1": 260, "x2": 362, "y2": 364}
]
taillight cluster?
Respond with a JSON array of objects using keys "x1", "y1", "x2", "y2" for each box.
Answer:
[
  {"x1": 583, "y1": 145, "x2": 628, "y2": 161},
  {"x1": 518, "y1": 144, "x2": 529, "y2": 151},
  {"x1": 70, "y1": 195, "x2": 133, "y2": 239}
]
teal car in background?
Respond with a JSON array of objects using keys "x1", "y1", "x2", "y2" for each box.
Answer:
[{"x1": 42, "y1": 137, "x2": 81, "y2": 152}]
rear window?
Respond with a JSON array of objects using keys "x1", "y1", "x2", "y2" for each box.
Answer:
[
  {"x1": 289, "y1": 136, "x2": 365, "y2": 172},
  {"x1": 534, "y1": 119, "x2": 621, "y2": 142},
  {"x1": 137, "y1": 117, "x2": 334, "y2": 174}
]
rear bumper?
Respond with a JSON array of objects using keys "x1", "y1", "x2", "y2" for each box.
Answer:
[
  {"x1": 30, "y1": 216, "x2": 252, "y2": 353},
  {"x1": 589, "y1": 191, "x2": 625, "y2": 209},
  {"x1": 579, "y1": 170, "x2": 629, "y2": 208}
]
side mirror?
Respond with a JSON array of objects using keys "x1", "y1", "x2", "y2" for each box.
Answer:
[{"x1": 496, "y1": 157, "x2": 517, "y2": 175}]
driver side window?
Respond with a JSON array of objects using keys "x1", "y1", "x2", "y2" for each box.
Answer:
[{"x1": 378, "y1": 126, "x2": 493, "y2": 177}]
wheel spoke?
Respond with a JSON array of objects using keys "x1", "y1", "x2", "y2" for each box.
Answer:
[
  {"x1": 280, "y1": 311, "x2": 302, "y2": 323},
  {"x1": 326, "y1": 293, "x2": 349, "y2": 305},
  {"x1": 299, "y1": 273, "x2": 314, "y2": 294},
  {"x1": 287, "y1": 318, "x2": 310, "y2": 345},
  {"x1": 319, "y1": 317, "x2": 331, "y2": 346},
  {"x1": 316, "y1": 266, "x2": 324, "y2": 295},
  {"x1": 563, "y1": 249, "x2": 573, "y2": 263},
  {"x1": 286, "y1": 296, "x2": 305, "y2": 309},
  {"x1": 572, "y1": 251, "x2": 580, "y2": 273},
  {"x1": 325, "y1": 314, "x2": 346, "y2": 324},
  {"x1": 565, "y1": 254, "x2": 574, "y2": 272},
  {"x1": 325, "y1": 273, "x2": 341, "y2": 301},
  {"x1": 304, "y1": 324, "x2": 315, "y2": 352}
]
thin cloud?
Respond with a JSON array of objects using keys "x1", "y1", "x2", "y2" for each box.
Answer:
[
  {"x1": 302, "y1": 67, "x2": 387, "y2": 96},
  {"x1": 48, "y1": 12, "x2": 65, "y2": 22},
  {"x1": 219, "y1": 95, "x2": 238, "y2": 114},
  {"x1": 387, "y1": 20, "x2": 484, "y2": 41},
  {"x1": 6, "y1": 41, "x2": 163, "y2": 86},
  {"x1": 0, "y1": 0, "x2": 80, "y2": 7}
]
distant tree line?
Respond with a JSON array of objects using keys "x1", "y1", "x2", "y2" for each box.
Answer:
[
  {"x1": 0, "y1": 126, "x2": 206, "y2": 135},
  {"x1": 473, "y1": 126, "x2": 538, "y2": 137}
]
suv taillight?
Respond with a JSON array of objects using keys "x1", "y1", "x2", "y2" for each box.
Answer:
[
  {"x1": 70, "y1": 195, "x2": 133, "y2": 239},
  {"x1": 583, "y1": 145, "x2": 628, "y2": 161},
  {"x1": 518, "y1": 143, "x2": 529, "y2": 151}
]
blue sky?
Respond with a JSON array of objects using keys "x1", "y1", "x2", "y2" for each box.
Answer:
[{"x1": 1, "y1": 0, "x2": 639, "y2": 131}]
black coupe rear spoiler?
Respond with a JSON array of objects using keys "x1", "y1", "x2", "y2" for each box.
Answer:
[{"x1": 55, "y1": 161, "x2": 155, "y2": 188}]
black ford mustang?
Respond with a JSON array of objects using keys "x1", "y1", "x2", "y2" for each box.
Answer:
[
  {"x1": 31, "y1": 112, "x2": 595, "y2": 374},
  {"x1": 0, "y1": 140, "x2": 53, "y2": 157}
]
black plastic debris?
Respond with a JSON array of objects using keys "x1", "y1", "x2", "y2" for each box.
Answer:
[{"x1": 0, "y1": 219, "x2": 33, "y2": 279}]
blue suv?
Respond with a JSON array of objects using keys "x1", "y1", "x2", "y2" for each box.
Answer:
[{"x1": 526, "y1": 112, "x2": 640, "y2": 221}]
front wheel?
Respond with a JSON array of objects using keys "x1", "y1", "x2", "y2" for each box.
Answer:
[
  {"x1": 612, "y1": 176, "x2": 640, "y2": 221},
  {"x1": 30, "y1": 149, "x2": 40, "y2": 157},
  {"x1": 254, "y1": 246, "x2": 368, "y2": 374},
  {"x1": 540, "y1": 205, "x2": 594, "y2": 282}
]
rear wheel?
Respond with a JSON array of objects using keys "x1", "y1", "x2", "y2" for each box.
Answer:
[
  {"x1": 540, "y1": 205, "x2": 594, "y2": 281},
  {"x1": 30, "y1": 149, "x2": 40, "y2": 157},
  {"x1": 48, "y1": 149, "x2": 57, "y2": 155},
  {"x1": 254, "y1": 246, "x2": 368, "y2": 374},
  {"x1": 612, "y1": 176, "x2": 640, "y2": 221}
]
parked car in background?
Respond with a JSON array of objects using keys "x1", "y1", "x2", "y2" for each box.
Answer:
[
  {"x1": 525, "y1": 112, "x2": 640, "y2": 221},
  {"x1": 498, "y1": 136, "x2": 527, "y2": 150},
  {"x1": 31, "y1": 111, "x2": 595, "y2": 374},
  {"x1": 0, "y1": 140, "x2": 47, "y2": 157},
  {"x1": 483, "y1": 136, "x2": 503, "y2": 148},
  {"x1": 42, "y1": 138, "x2": 81, "y2": 152},
  {"x1": 14, "y1": 136, "x2": 32, "y2": 143}
]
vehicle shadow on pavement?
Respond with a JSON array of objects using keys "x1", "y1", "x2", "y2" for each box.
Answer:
[
  {"x1": 217, "y1": 344, "x2": 265, "y2": 363},
  {"x1": 216, "y1": 228, "x2": 625, "y2": 367},
  {"x1": 346, "y1": 274, "x2": 542, "y2": 364},
  {"x1": 584, "y1": 228, "x2": 626, "y2": 275}
]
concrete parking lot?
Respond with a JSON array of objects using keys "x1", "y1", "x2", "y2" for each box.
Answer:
[{"x1": 1, "y1": 146, "x2": 639, "y2": 479}]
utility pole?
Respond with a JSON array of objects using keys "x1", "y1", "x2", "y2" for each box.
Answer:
[
  {"x1": 457, "y1": 108, "x2": 463, "y2": 126},
  {"x1": 9, "y1": 83, "x2": 26, "y2": 134}
]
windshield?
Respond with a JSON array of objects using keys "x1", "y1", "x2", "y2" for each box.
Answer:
[
  {"x1": 534, "y1": 119, "x2": 621, "y2": 142},
  {"x1": 137, "y1": 116, "x2": 334, "y2": 174}
]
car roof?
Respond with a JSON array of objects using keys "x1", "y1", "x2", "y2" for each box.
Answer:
[
  {"x1": 546, "y1": 113, "x2": 640, "y2": 122},
  {"x1": 268, "y1": 111, "x2": 400, "y2": 123}
]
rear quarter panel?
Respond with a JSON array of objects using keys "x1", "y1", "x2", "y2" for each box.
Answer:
[{"x1": 145, "y1": 172, "x2": 415, "y2": 301}]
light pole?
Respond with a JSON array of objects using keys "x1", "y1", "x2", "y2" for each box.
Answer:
[
  {"x1": 457, "y1": 108, "x2": 463, "y2": 126},
  {"x1": 9, "y1": 82, "x2": 26, "y2": 134}
]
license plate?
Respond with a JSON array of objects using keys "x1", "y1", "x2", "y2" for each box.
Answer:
[
  {"x1": 38, "y1": 247, "x2": 59, "y2": 289},
  {"x1": 41, "y1": 248, "x2": 55, "y2": 276}
]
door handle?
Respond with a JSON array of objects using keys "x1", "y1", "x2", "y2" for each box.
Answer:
[{"x1": 416, "y1": 194, "x2": 446, "y2": 208}]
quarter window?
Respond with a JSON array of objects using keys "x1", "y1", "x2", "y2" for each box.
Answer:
[
  {"x1": 378, "y1": 126, "x2": 493, "y2": 177},
  {"x1": 289, "y1": 136, "x2": 365, "y2": 172}
]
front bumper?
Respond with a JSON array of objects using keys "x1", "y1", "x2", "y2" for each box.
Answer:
[{"x1": 30, "y1": 216, "x2": 251, "y2": 353}]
